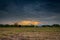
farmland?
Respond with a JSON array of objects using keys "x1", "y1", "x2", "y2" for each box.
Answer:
[{"x1": 0, "y1": 27, "x2": 60, "y2": 40}]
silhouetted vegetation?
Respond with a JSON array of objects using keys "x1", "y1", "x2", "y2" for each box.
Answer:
[
  {"x1": 41, "y1": 24, "x2": 60, "y2": 27},
  {"x1": 0, "y1": 23, "x2": 60, "y2": 28},
  {"x1": 41, "y1": 25, "x2": 52, "y2": 27},
  {"x1": 52, "y1": 24, "x2": 60, "y2": 27}
]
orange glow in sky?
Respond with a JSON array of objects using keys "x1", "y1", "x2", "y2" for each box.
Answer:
[
  {"x1": 32, "y1": 21, "x2": 40, "y2": 25},
  {"x1": 18, "y1": 20, "x2": 40, "y2": 25}
]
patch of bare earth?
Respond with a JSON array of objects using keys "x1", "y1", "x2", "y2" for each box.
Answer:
[{"x1": 0, "y1": 32, "x2": 60, "y2": 40}]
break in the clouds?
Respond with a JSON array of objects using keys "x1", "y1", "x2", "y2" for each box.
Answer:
[{"x1": 0, "y1": 0, "x2": 60, "y2": 25}]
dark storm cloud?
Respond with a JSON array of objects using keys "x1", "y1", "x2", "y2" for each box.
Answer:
[{"x1": 0, "y1": 0, "x2": 60, "y2": 24}]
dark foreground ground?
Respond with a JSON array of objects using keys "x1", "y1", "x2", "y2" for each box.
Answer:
[{"x1": 0, "y1": 27, "x2": 60, "y2": 40}]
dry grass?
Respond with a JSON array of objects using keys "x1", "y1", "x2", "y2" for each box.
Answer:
[{"x1": 0, "y1": 27, "x2": 60, "y2": 40}]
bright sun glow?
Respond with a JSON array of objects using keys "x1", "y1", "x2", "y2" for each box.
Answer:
[{"x1": 18, "y1": 20, "x2": 40, "y2": 25}]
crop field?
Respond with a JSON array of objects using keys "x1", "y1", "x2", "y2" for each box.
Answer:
[{"x1": 0, "y1": 27, "x2": 60, "y2": 40}]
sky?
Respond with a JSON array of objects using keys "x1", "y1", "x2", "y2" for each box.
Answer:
[{"x1": 0, "y1": 0, "x2": 60, "y2": 25}]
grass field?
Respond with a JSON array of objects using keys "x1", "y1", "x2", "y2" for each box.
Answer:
[{"x1": 0, "y1": 27, "x2": 60, "y2": 40}]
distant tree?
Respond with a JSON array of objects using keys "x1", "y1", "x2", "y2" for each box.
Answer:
[
  {"x1": 4, "y1": 24, "x2": 10, "y2": 27},
  {"x1": 19, "y1": 25, "x2": 21, "y2": 27},
  {"x1": 52, "y1": 24, "x2": 60, "y2": 27},
  {"x1": 10, "y1": 25, "x2": 14, "y2": 27},
  {"x1": 0, "y1": 24, "x2": 4, "y2": 27},
  {"x1": 21, "y1": 25, "x2": 35, "y2": 28},
  {"x1": 41, "y1": 25, "x2": 46, "y2": 27},
  {"x1": 41, "y1": 25, "x2": 51, "y2": 27},
  {"x1": 0, "y1": 24, "x2": 11, "y2": 27},
  {"x1": 14, "y1": 23, "x2": 19, "y2": 27}
]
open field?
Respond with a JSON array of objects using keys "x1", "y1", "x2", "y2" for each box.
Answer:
[{"x1": 0, "y1": 27, "x2": 60, "y2": 40}]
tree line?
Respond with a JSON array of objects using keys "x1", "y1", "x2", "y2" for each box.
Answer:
[
  {"x1": 41, "y1": 24, "x2": 60, "y2": 27},
  {"x1": 0, "y1": 24, "x2": 60, "y2": 27}
]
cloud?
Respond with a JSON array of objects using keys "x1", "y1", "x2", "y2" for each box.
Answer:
[{"x1": 0, "y1": 0, "x2": 60, "y2": 24}]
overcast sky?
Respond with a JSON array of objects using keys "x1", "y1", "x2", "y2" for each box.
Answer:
[{"x1": 0, "y1": 0, "x2": 60, "y2": 25}]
